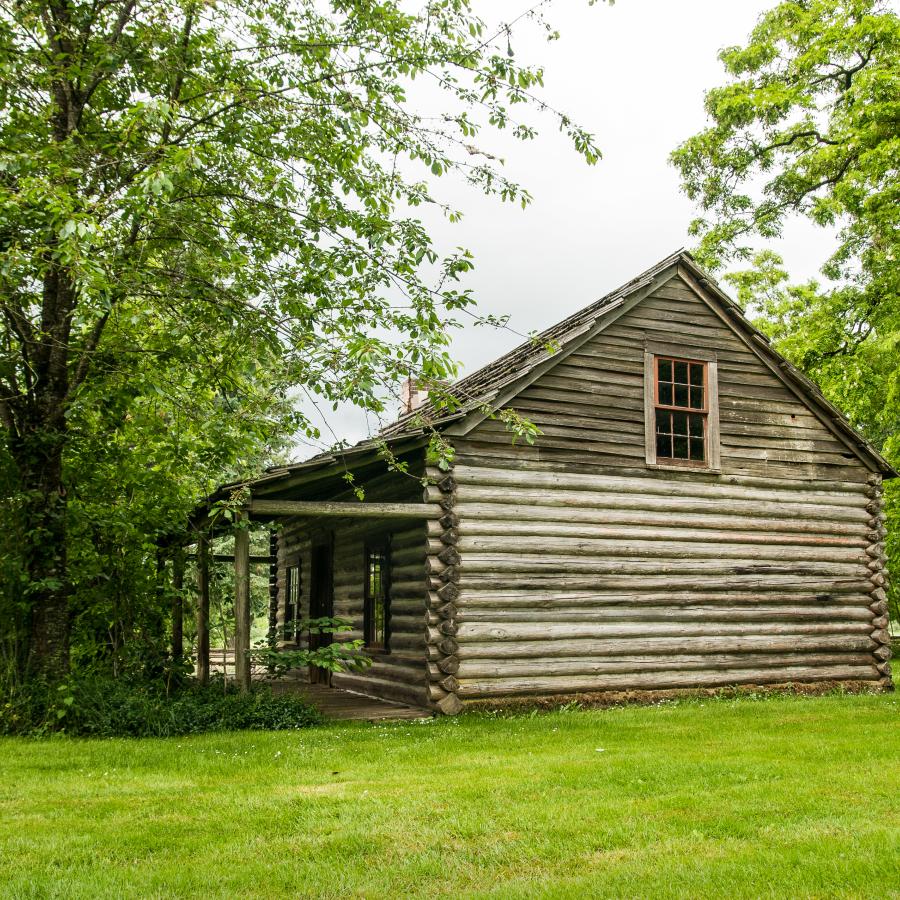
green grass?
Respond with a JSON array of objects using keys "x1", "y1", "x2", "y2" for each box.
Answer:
[{"x1": 1, "y1": 693, "x2": 897, "y2": 899}]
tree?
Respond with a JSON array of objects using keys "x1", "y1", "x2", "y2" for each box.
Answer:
[
  {"x1": 672, "y1": 0, "x2": 900, "y2": 618},
  {"x1": 0, "y1": 0, "x2": 602, "y2": 680}
]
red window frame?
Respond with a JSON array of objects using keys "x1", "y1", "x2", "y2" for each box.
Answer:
[{"x1": 654, "y1": 356, "x2": 708, "y2": 466}]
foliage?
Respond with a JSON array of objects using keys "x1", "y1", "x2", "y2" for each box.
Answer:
[
  {"x1": 253, "y1": 616, "x2": 370, "y2": 677},
  {"x1": 672, "y1": 0, "x2": 900, "y2": 620},
  {"x1": 0, "y1": 694, "x2": 897, "y2": 895},
  {"x1": 0, "y1": 0, "x2": 603, "y2": 679},
  {"x1": 0, "y1": 673, "x2": 322, "y2": 737}
]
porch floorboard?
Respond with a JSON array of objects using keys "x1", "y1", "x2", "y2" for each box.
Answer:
[{"x1": 269, "y1": 680, "x2": 433, "y2": 722}]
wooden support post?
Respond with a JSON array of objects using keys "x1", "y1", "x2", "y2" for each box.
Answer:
[
  {"x1": 267, "y1": 530, "x2": 279, "y2": 660},
  {"x1": 196, "y1": 533, "x2": 210, "y2": 686},
  {"x1": 234, "y1": 514, "x2": 251, "y2": 692},
  {"x1": 171, "y1": 546, "x2": 185, "y2": 665}
]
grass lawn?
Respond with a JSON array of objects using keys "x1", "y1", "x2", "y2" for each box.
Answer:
[{"x1": 0, "y1": 693, "x2": 897, "y2": 899}]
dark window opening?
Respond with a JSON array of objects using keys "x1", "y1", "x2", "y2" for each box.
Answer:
[
  {"x1": 655, "y1": 356, "x2": 708, "y2": 464},
  {"x1": 284, "y1": 563, "x2": 301, "y2": 642},
  {"x1": 364, "y1": 543, "x2": 391, "y2": 651}
]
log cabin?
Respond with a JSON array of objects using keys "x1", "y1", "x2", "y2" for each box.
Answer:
[{"x1": 199, "y1": 250, "x2": 894, "y2": 712}]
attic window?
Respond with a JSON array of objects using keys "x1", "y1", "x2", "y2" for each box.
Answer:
[
  {"x1": 655, "y1": 358, "x2": 707, "y2": 463},
  {"x1": 644, "y1": 345, "x2": 720, "y2": 471}
]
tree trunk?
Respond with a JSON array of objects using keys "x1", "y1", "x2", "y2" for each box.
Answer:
[
  {"x1": 13, "y1": 420, "x2": 70, "y2": 681},
  {"x1": 10, "y1": 265, "x2": 79, "y2": 681}
]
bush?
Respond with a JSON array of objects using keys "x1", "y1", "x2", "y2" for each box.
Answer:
[{"x1": 0, "y1": 676, "x2": 323, "y2": 737}]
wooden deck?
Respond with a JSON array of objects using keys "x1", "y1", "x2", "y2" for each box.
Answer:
[
  {"x1": 269, "y1": 681, "x2": 432, "y2": 722},
  {"x1": 204, "y1": 651, "x2": 431, "y2": 721}
]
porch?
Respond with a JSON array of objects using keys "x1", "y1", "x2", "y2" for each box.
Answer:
[
  {"x1": 270, "y1": 680, "x2": 432, "y2": 722},
  {"x1": 207, "y1": 649, "x2": 431, "y2": 722}
]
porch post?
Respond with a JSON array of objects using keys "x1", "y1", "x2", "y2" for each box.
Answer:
[
  {"x1": 196, "y1": 533, "x2": 211, "y2": 686},
  {"x1": 234, "y1": 513, "x2": 251, "y2": 692},
  {"x1": 171, "y1": 546, "x2": 185, "y2": 665}
]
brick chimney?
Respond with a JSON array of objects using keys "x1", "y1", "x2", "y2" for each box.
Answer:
[{"x1": 400, "y1": 377, "x2": 428, "y2": 414}]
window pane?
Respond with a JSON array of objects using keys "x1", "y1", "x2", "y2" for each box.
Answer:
[
  {"x1": 690, "y1": 436, "x2": 705, "y2": 461},
  {"x1": 659, "y1": 382, "x2": 673, "y2": 405},
  {"x1": 656, "y1": 432, "x2": 672, "y2": 458},
  {"x1": 674, "y1": 361, "x2": 688, "y2": 384},
  {"x1": 689, "y1": 386, "x2": 704, "y2": 409},
  {"x1": 672, "y1": 411, "x2": 688, "y2": 435},
  {"x1": 673, "y1": 435, "x2": 689, "y2": 459},
  {"x1": 674, "y1": 383, "x2": 689, "y2": 407},
  {"x1": 688, "y1": 413, "x2": 704, "y2": 437},
  {"x1": 658, "y1": 358, "x2": 672, "y2": 381},
  {"x1": 656, "y1": 409, "x2": 671, "y2": 434},
  {"x1": 689, "y1": 363, "x2": 704, "y2": 386}
]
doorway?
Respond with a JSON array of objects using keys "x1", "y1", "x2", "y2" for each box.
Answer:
[{"x1": 308, "y1": 539, "x2": 334, "y2": 685}]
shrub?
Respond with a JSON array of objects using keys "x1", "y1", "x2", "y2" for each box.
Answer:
[{"x1": 0, "y1": 676, "x2": 323, "y2": 737}]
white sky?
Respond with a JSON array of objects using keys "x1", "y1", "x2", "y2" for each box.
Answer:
[{"x1": 298, "y1": 0, "x2": 833, "y2": 456}]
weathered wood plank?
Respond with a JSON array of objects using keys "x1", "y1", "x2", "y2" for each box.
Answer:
[
  {"x1": 456, "y1": 620, "x2": 872, "y2": 643},
  {"x1": 456, "y1": 665, "x2": 879, "y2": 696},
  {"x1": 456, "y1": 605, "x2": 872, "y2": 624},
  {"x1": 457, "y1": 633, "x2": 875, "y2": 659},
  {"x1": 456, "y1": 652, "x2": 876, "y2": 680},
  {"x1": 251, "y1": 499, "x2": 434, "y2": 518}
]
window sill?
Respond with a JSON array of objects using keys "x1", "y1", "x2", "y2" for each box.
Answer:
[{"x1": 647, "y1": 462, "x2": 721, "y2": 475}]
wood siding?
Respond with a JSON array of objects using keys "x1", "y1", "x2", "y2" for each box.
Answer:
[
  {"x1": 461, "y1": 273, "x2": 867, "y2": 483},
  {"x1": 449, "y1": 271, "x2": 886, "y2": 699}
]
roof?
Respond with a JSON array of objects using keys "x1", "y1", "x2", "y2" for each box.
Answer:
[
  {"x1": 208, "y1": 249, "x2": 895, "y2": 504},
  {"x1": 381, "y1": 248, "x2": 689, "y2": 438}
]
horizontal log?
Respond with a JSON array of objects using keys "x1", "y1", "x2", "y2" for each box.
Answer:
[
  {"x1": 250, "y1": 499, "x2": 436, "y2": 519},
  {"x1": 382, "y1": 633, "x2": 426, "y2": 652},
  {"x1": 436, "y1": 485, "x2": 868, "y2": 523},
  {"x1": 457, "y1": 555, "x2": 869, "y2": 579},
  {"x1": 457, "y1": 651, "x2": 878, "y2": 680},
  {"x1": 387, "y1": 600, "x2": 426, "y2": 617},
  {"x1": 456, "y1": 665, "x2": 879, "y2": 697},
  {"x1": 456, "y1": 574, "x2": 875, "y2": 593},
  {"x1": 441, "y1": 519, "x2": 866, "y2": 548},
  {"x1": 453, "y1": 465, "x2": 869, "y2": 505},
  {"x1": 457, "y1": 634, "x2": 876, "y2": 660},
  {"x1": 187, "y1": 553, "x2": 274, "y2": 564},
  {"x1": 453, "y1": 536, "x2": 865, "y2": 565},
  {"x1": 331, "y1": 672, "x2": 428, "y2": 707},
  {"x1": 454, "y1": 590, "x2": 873, "y2": 608},
  {"x1": 456, "y1": 605, "x2": 872, "y2": 625},
  {"x1": 456, "y1": 620, "x2": 871, "y2": 643},
  {"x1": 457, "y1": 438, "x2": 867, "y2": 485},
  {"x1": 452, "y1": 502, "x2": 866, "y2": 535}
]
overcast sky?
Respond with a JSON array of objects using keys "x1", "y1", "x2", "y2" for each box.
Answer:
[{"x1": 298, "y1": 0, "x2": 832, "y2": 457}]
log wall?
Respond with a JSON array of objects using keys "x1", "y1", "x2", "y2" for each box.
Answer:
[{"x1": 448, "y1": 272, "x2": 889, "y2": 699}]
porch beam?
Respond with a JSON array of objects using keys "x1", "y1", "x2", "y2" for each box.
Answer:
[{"x1": 249, "y1": 499, "x2": 433, "y2": 519}]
